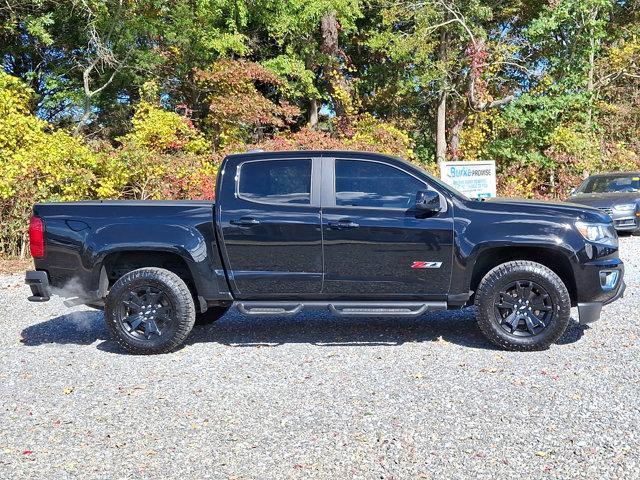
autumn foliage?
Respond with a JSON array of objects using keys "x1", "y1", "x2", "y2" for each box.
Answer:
[{"x1": 2, "y1": 0, "x2": 640, "y2": 257}]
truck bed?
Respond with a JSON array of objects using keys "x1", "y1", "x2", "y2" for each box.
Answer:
[{"x1": 31, "y1": 199, "x2": 231, "y2": 307}]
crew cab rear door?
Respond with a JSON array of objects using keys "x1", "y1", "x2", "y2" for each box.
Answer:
[
  {"x1": 217, "y1": 156, "x2": 323, "y2": 298},
  {"x1": 320, "y1": 156, "x2": 454, "y2": 297}
]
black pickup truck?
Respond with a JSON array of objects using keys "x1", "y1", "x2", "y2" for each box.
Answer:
[{"x1": 26, "y1": 151, "x2": 625, "y2": 353}]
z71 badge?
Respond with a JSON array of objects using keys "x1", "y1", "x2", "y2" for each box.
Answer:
[{"x1": 411, "y1": 261, "x2": 443, "y2": 269}]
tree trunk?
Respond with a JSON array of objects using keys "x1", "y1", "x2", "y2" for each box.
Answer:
[
  {"x1": 75, "y1": 95, "x2": 93, "y2": 136},
  {"x1": 308, "y1": 99, "x2": 318, "y2": 128},
  {"x1": 436, "y1": 27, "x2": 448, "y2": 164},
  {"x1": 320, "y1": 11, "x2": 352, "y2": 119},
  {"x1": 587, "y1": 31, "x2": 596, "y2": 128},
  {"x1": 449, "y1": 116, "x2": 466, "y2": 160},
  {"x1": 19, "y1": 233, "x2": 27, "y2": 260},
  {"x1": 436, "y1": 91, "x2": 447, "y2": 164}
]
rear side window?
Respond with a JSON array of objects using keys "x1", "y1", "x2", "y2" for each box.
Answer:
[
  {"x1": 335, "y1": 159, "x2": 425, "y2": 209},
  {"x1": 239, "y1": 159, "x2": 311, "y2": 205}
]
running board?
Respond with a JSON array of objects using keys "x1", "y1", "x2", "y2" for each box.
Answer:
[{"x1": 235, "y1": 301, "x2": 447, "y2": 317}]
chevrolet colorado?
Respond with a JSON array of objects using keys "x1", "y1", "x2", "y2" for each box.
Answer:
[{"x1": 25, "y1": 151, "x2": 626, "y2": 354}]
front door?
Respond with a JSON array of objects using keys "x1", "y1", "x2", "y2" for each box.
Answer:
[
  {"x1": 218, "y1": 157, "x2": 322, "y2": 298},
  {"x1": 321, "y1": 157, "x2": 454, "y2": 298}
]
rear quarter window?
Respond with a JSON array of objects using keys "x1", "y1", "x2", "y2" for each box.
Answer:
[{"x1": 238, "y1": 159, "x2": 312, "y2": 205}]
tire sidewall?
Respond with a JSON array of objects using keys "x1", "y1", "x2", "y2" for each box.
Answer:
[{"x1": 475, "y1": 262, "x2": 571, "y2": 350}]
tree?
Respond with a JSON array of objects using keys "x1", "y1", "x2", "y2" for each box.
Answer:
[
  {"x1": 245, "y1": 0, "x2": 362, "y2": 127},
  {"x1": 364, "y1": 0, "x2": 537, "y2": 162}
]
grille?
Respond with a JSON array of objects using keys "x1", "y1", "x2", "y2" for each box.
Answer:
[{"x1": 599, "y1": 207, "x2": 613, "y2": 216}]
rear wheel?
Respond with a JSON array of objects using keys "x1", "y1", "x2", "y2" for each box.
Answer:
[
  {"x1": 474, "y1": 261, "x2": 571, "y2": 351},
  {"x1": 105, "y1": 267, "x2": 196, "y2": 354}
]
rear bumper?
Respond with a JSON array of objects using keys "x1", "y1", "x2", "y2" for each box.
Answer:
[{"x1": 25, "y1": 270, "x2": 51, "y2": 302}]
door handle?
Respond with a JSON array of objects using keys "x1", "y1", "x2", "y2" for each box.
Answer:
[
  {"x1": 230, "y1": 217, "x2": 261, "y2": 227},
  {"x1": 327, "y1": 219, "x2": 359, "y2": 229}
]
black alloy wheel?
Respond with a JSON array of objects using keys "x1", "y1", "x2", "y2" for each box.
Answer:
[
  {"x1": 494, "y1": 280, "x2": 554, "y2": 337},
  {"x1": 116, "y1": 285, "x2": 175, "y2": 340}
]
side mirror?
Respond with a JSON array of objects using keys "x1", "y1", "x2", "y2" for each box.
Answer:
[
  {"x1": 569, "y1": 187, "x2": 577, "y2": 196},
  {"x1": 415, "y1": 190, "x2": 441, "y2": 212}
]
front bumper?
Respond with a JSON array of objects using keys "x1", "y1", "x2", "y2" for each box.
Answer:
[
  {"x1": 578, "y1": 281, "x2": 626, "y2": 324},
  {"x1": 599, "y1": 208, "x2": 638, "y2": 231},
  {"x1": 25, "y1": 270, "x2": 51, "y2": 302}
]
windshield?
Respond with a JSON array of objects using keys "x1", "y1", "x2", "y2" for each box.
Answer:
[{"x1": 579, "y1": 175, "x2": 640, "y2": 193}]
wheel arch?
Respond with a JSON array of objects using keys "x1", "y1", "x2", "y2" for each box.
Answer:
[
  {"x1": 101, "y1": 249, "x2": 196, "y2": 291},
  {"x1": 469, "y1": 246, "x2": 577, "y2": 305}
]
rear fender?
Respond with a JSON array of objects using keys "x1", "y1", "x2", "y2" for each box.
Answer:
[{"x1": 88, "y1": 223, "x2": 231, "y2": 301}]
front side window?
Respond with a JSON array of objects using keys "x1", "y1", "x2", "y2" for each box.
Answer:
[
  {"x1": 335, "y1": 159, "x2": 425, "y2": 209},
  {"x1": 239, "y1": 159, "x2": 311, "y2": 205}
]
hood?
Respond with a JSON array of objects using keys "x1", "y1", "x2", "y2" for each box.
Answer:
[
  {"x1": 477, "y1": 197, "x2": 610, "y2": 223},
  {"x1": 568, "y1": 191, "x2": 640, "y2": 209}
]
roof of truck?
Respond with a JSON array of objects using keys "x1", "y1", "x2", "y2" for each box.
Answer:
[{"x1": 225, "y1": 150, "x2": 403, "y2": 160}]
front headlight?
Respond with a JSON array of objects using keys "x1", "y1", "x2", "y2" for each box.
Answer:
[
  {"x1": 575, "y1": 221, "x2": 617, "y2": 244},
  {"x1": 613, "y1": 203, "x2": 636, "y2": 211}
]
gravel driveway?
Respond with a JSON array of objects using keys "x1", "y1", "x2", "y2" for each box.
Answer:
[{"x1": 1, "y1": 238, "x2": 639, "y2": 479}]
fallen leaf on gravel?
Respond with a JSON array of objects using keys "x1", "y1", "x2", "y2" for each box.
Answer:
[
  {"x1": 63, "y1": 387, "x2": 74, "y2": 395},
  {"x1": 22, "y1": 450, "x2": 33, "y2": 455},
  {"x1": 414, "y1": 373, "x2": 424, "y2": 379},
  {"x1": 480, "y1": 367, "x2": 502, "y2": 373},
  {"x1": 535, "y1": 450, "x2": 549, "y2": 457}
]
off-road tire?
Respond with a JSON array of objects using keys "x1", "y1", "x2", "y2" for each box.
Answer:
[
  {"x1": 474, "y1": 260, "x2": 571, "y2": 351},
  {"x1": 105, "y1": 267, "x2": 196, "y2": 354},
  {"x1": 195, "y1": 306, "x2": 229, "y2": 325}
]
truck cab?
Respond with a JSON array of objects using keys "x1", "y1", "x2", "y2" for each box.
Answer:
[{"x1": 216, "y1": 152, "x2": 453, "y2": 299}]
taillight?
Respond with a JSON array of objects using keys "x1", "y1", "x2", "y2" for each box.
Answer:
[{"x1": 29, "y1": 216, "x2": 45, "y2": 258}]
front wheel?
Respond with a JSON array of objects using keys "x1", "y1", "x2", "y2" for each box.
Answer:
[
  {"x1": 105, "y1": 268, "x2": 196, "y2": 354},
  {"x1": 474, "y1": 261, "x2": 571, "y2": 351}
]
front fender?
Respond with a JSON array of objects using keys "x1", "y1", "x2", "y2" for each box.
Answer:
[{"x1": 449, "y1": 213, "x2": 583, "y2": 299}]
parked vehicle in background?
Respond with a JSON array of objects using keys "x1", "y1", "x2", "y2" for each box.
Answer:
[
  {"x1": 25, "y1": 151, "x2": 625, "y2": 354},
  {"x1": 568, "y1": 173, "x2": 640, "y2": 234}
]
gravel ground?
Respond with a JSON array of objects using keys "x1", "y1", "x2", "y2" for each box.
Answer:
[{"x1": 1, "y1": 238, "x2": 639, "y2": 479}]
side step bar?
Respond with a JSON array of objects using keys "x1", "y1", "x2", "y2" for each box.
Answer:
[{"x1": 235, "y1": 301, "x2": 447, "y2": 317}]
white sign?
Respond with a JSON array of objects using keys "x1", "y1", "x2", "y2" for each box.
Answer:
[{"x1": 440, "y1": 160, "x2": 496, "y2": 199}]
